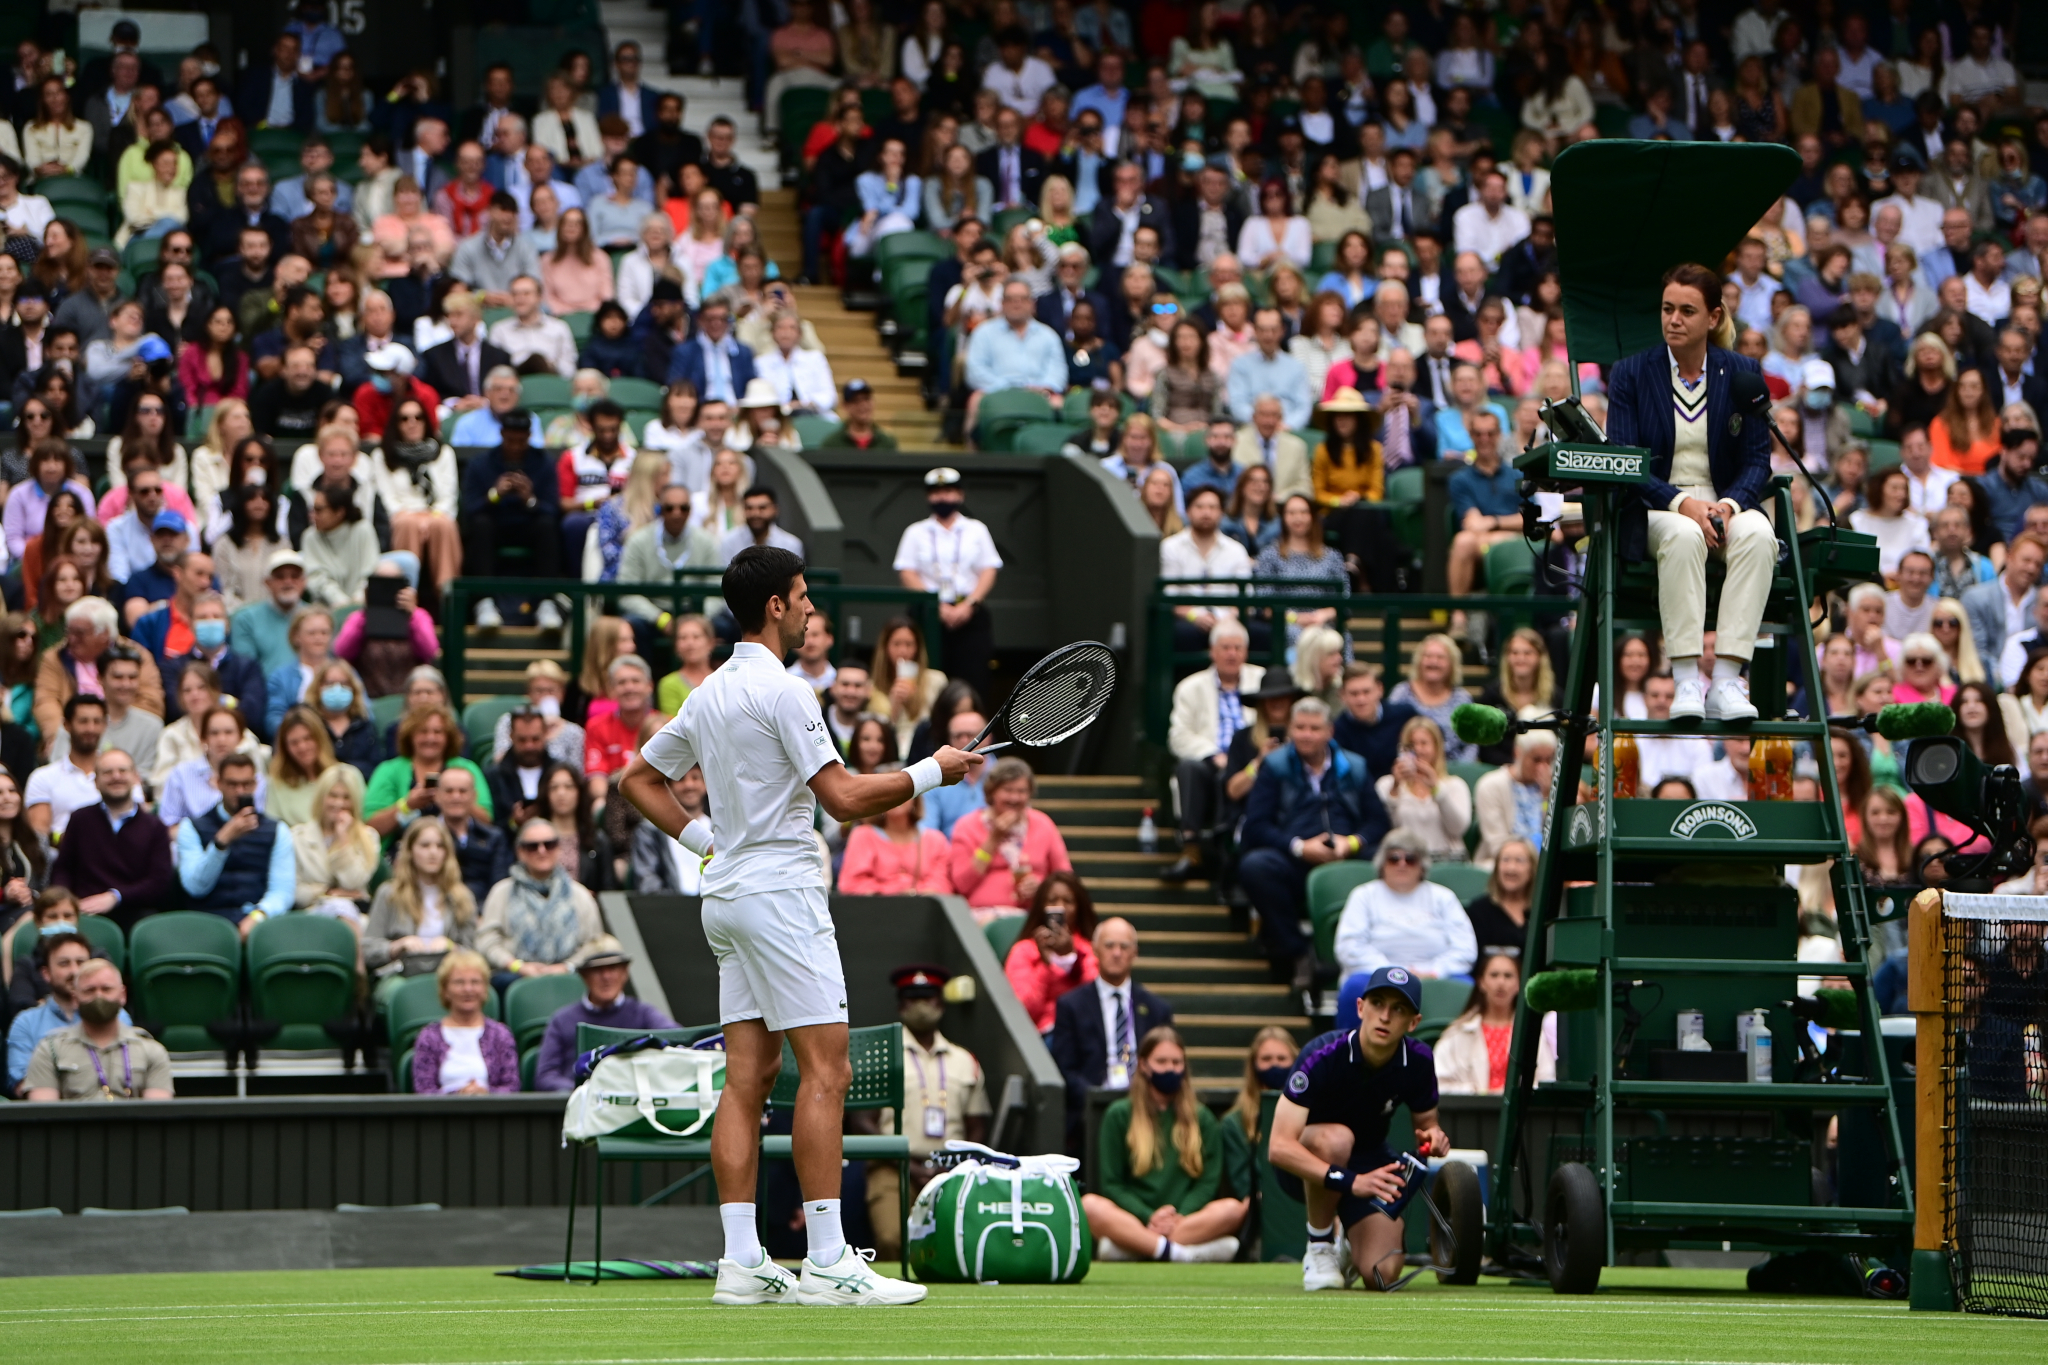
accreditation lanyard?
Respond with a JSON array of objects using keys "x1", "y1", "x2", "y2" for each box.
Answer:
[
  {"x1": 909, "y1": 1048, "x2": 949, "y2": 1139},
  {"x1": 88, "y1": 1041, "x2": 134, "y2": 1099}
]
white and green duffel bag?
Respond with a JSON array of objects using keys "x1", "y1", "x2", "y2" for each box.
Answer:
[
  {"x1": 562, "y1": 1035, "x2": 725, "y2": 1142},
  {"x1": 907, "y1": 1143, "x2": 1091, "y2": 1284}
]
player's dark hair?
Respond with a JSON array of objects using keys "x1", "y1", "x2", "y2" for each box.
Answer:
[{"x1": 723, "y1": 546, "x2": 806, "y2": 633}]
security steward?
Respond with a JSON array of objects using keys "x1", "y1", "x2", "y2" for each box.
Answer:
[
  {"x1": 864, "y1": 964, "x2": 991, "y2": 1259},
  {"x1": 22, "y1": 958, "x2": 174, "y2": 1101},
  {"x1": 1266, "y1": 965, "x2": 1448, "y2": 1292}
]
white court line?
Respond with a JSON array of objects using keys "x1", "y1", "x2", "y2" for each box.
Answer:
[{"x1": 356, "y1": 1355, "x2": 1857, "y2": 1365}]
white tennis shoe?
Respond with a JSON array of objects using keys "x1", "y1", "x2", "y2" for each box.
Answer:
[
  {"x1": 711, "y1": 1254, "x2": 799, "y2": 1305},
  {"x1": 1303, "y1": 1240, "x2": 1344, "y2": 1292},
  {"x1": 796, "y1": 1246, "x2": 929, "y2": 1306},
  {"x1": 1669, "y1": 677, "x2": 1707, "y2": 721},
  {"x1": 1705, "y1": 677, "x2": 1757, "y2": 722}
]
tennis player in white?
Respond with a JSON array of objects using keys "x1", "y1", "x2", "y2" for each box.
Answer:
[{"x1": 620, "y1": 546, "x2": 983, "y2": 1307}]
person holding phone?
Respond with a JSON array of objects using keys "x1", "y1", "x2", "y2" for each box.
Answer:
[{"x1": 174, "y1": 749, "x2": 295, "y2": 937}]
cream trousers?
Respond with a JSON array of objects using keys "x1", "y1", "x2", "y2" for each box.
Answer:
[{"x1": 1645, "y1": 486, "x2": 1775, "y2": 663}]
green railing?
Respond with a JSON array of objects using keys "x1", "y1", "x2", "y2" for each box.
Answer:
[
  {"x1": 441, "y1": 572, "x2": 941, "y2": 701},
  {"x1": 1145, "y1": 579, "x2": 1575, "y2": 746}
]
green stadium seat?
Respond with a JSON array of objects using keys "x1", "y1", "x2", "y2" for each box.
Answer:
[
  {"x1": 246, "y1": 915, "x2": 359, "y2": 1050},
  {"x1": 78, "y1": 914, "x2": 126, "y2": 971},
  {"x1": 1447, "y1": 760, "x2": 1494, "y2": 794},
  {"x1": 974, "y1": 389, "x2": 1056, "y2": 451},
  {"x1": 608, "y1": 377, "x2": 664, "y2": 409},
  {"x1": 1427, "y1": 862, "x2": 1492, "y2": 906},
  {"x1": 185, "y1": 403, "x2": 216, "y2": 444},
  {"x1": 874, "y1": 231, "x2": 948, "y2": 269},
  {"x1": 520, "y1": 1046, "x2": 540, "y2": 1090},
  {"x1": 36, "y1": 176, "x2": 109, "y2": 214},
  {"x1": 504, "y1": 972, "x2": 587, "y2": 1052},
  {"x1": 563, "y1": 311, "x2": 595, "y2": 345},
  {"x1": 1484, "y1": 538, "x2": 1537, "y2": 595},
  {"x1": 1417, "y1": 977, "x2": 1473, "y2": 1036},
  {"x1": 1865, "y1": 438, "x2": 1901, "y2": 472},
  {"x1": 1308, "y1": 239, "x2": 1339, "y2": 277},
  {"x1": 791, "y1": 412, "x2": 838, "y2": 447},
  {"x1": 128, "y1": 912, "x2": 241, "y2": 1053},
  {"x1": 123, "y1": 233, "x2": 162, "y2": 274},
  {"x1": 371, "y1": 692, "x2": 409, "y2": 733},
  {"x1": 520, "y1": 373, "x2": 573, "y2": 408},
  {"x1": 259, "y1": 150, "x2": 301, "y2": 181},
  {"x1": 565, "y1": 1022, "x2": 913, "y2": 1277},
  {"x1": 992, "y1": 206, "x2": 1035, "y2": 241},
  {"x1": 1307, "y1": 862, "x2": 1377, "y2": 966},
  {"x1": 250, "y1": 127, "x2": 306, "y2": 157},
  {"x1": 777, "y1": 88, "x2": 831, "y2": 171},
  {"x1": 1846, "y1": 404, "x2": 1885, "y2": 439},
  {"x1": 483, "y1": 306, "x2": 515, "y2": 328},
  {"x1": 386, "y1": 972, "x2": 504, "y2": 1085},
  {"x1": 463, "y1": 696, "x2": 525, "y2": 758},
  {"x1": 859, "y1": 87, "x2": 894, "y2": 127},
  {"x1": 1012, "y1": 422, "x2": 1079, "y2": 454},
  {"x1": 1594, "y1": 105, "x2": 1635, "y2": 140},
  {"x1": 983, "y1": 913, "x2": 1025, "y2": 962}
]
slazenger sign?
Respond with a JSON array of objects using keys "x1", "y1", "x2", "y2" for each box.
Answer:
[
  {"x1": 1669, "y1": 802, "x2": 1758, "y2": 840},
  {"x1": 1552, "y1": 449, "x2": 1646, "y2": 478}
]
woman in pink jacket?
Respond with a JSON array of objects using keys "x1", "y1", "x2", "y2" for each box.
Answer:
[
  {"x1": 1002, "y1": 871, "x2": 1098, "y2": 1034},
  {"x1": 947, "y1": 757, "x2": 1073, "y2": 921},
  {"x1": 838, "y1": 779, "x2": 954, "y2": 896}
]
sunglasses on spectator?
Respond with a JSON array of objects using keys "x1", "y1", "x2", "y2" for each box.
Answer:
[
  {"x1": 1383, "y1": 851, "x2": 1420, "y2": 866},
  {"x1": 136, "y1": 404, "x2": 164, "y2": 415},
  {"x1": 520, "y1": 838, "x2": 561, "y2": 852},
  {"x1": 660, "y1": 500, "x2": 691, "y2": 513},
  {"x1": 23, "y1": 409, "x2": 50, "y2": 421},
  {"x1": 1904, "y1": 656, "x2": 1937, "y2": 666}
]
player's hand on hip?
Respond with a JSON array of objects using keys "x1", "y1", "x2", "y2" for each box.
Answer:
[
  {"x1": 933, "y1": 744, "x2": 985, "y2": 786},
  {"x1": 1353, "y1": 1162, "x2": 1407, "y2": 1203}
]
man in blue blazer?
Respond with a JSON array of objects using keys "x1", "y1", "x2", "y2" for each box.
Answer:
[
  {"x1": 665, "y1": 299, "x2": 758, "y2": 402},
  {"x1": 1048, "y1": 916, "x2": 1173, "y2": 1154},
  {"x1": 236, "y1": 32, "x2": 317, "y2": 134},
  {"x1": 596, "y1": 42, "x2": 663, "y2": 136},
  {"x1": 1604, "y1": 262, "x2": 1776, "y2": 723}
]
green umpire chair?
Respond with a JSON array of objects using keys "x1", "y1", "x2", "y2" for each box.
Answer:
[{"x1": 563, "y1": 1023, "x2": 914, "y2": 1281}]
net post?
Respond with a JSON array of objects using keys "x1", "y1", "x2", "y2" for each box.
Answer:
[{"x1": 1906, "y1": 887, "x2": 1957, "y2": 1311}]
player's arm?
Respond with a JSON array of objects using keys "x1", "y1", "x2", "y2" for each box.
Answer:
[
  {"x1": 619, "y1": 755, "x2": 691, "y2": 841},
  {"x1": 808, "y1": 745, "x2": 985, "y2": 823},
  {"x1": 618, "y1": 717, "x2": 712, "y2": 853},
  {"x1": 1270, "y1": 1094, "x2": 1406, "y2": 1203}
]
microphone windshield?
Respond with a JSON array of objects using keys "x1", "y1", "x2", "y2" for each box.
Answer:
[
  {"x1": 1526, "y1": 969, "x2": 1600, "y2": 1015},
  {"x1": 1729, "y1": 369, "x2": 1771, "y2": 414},
  {"x1": 1873, "y1": 702, "x2": 1957, "y2": 741},
  {"x1": 1451, "y1": 703, "x2": 1510, "y2": 748}
]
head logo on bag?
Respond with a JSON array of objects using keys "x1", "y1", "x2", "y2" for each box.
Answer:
[{"x1": 908, "y1": 1143, "x2": 1091, "y2": 1285}]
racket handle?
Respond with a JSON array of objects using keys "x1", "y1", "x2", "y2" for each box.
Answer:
[
  {"x1": 966, "y1": 716, "x2": 997, "y2": 751},
  {"x1": 974, "y1": 742, "x2": 1011, "y2": 754}
]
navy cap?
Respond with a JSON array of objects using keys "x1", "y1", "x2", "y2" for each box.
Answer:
[{"x1": 1360, "y1": 965, "x2": 1421, "y2": 1014}]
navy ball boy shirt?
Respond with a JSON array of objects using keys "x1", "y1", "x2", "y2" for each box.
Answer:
[{"x1": 1284, "y1": 1028, "x2": 1440, "y2": 1150}]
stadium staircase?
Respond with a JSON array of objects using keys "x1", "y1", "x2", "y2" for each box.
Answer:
[{"x1": 1035, "y1": 775, "x2": 1308, "y2": 1094}]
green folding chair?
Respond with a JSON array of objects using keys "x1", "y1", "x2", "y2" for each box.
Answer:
[
  {"x1": 1012, "y1": 422, "x2": 1080, "y2": 454},
  {"x1": 78, "y1": 914, "x2": 126, "y2": 972},
  {"x1": 1483, "y1": 537, "x2": 1537, "y2": 595},
  {"x1": 371, "y1": 692, "x2": 409, "y2": 733},
  {"x1": 790, "y1": 412, "x2": 839, "y2": 447},
  {"x1": 564, "y1": 311, "x2": 595, "y2": 345},
  {"x1": 973, "y1": 389, "x2": 1056, "y2": 452},
  {"x1": 564, "y1": 1023, "x2": 914, "y2": 1280},
  {"x1": 520, "y1": 373, "x2": 574, "y2": 408},
  {"x1": 1427, "y1": 862, "x2": 1492, "y2": 905},
  {"x1": 246, "y1": 915, "x2": 359, "y2": 1050},
  {"x1": 609, "y1": 377, "x2": 664, "y2": 409},
  {"x1": 983, "y1": 913, "x2": 1025, "y2": 962},
  {"x1": 1306, "y1": 862, "x2": 1377, "y2": 967},
  {"x1": 127, "y1": 912, "x2": 242, "y2": 1053},
  {"x1": 463, "y1": 696, "x2": 526, "y2": 758}
]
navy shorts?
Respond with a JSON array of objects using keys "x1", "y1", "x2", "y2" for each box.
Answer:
[{"x1": 1276, "y1": 1142, "x2": 1404, "y2": 1228}]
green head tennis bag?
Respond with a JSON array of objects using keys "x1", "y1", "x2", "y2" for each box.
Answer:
[{"x1": 906, "y1": 1144, "x2": 1091, "y2": 1284}]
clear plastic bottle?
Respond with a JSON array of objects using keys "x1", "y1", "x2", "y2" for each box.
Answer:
[{"x1": 1137, "y1": 806, "x2": 1158, "y2": 854}]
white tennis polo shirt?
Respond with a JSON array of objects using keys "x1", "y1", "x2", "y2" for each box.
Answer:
[{"x1": 641, "y1": 641, "x2": 838, "y2": 899}]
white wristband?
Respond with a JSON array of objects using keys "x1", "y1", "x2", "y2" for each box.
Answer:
[
  {"x1": 677, "y1": 817, "x2": 714, "y2": 856},
  {"x1": 907, "y1": 757, "x2": 946, "y2": 799}
]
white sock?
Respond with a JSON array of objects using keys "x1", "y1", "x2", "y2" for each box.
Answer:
[
  {"x1": 1167, "y1": 1240, "x2": 1198, "y2": 1262},
  {"x1": 1307, "y1": 1222, "x2": 1335, "y2": 1244},
  {"x1": 1713, "y1": 657, "x2": 1744, "y2": 684},
  {"x1": 1155, "y1": 1235, "x2": 1174, "y2": 1261},
  {"x1": 805, "y1": 1197, "x2": 845, "y2": 1265},
  {"x1": 1671, "y1": 657, "x2": 1701, "y2": 685},
  {"x1": 720, "y1": 1203, "x2": 763, "y2": 1266}
]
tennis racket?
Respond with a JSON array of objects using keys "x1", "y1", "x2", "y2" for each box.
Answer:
[{"x1": 966, "y1": 640, "x2": 1117, "y2": 754}]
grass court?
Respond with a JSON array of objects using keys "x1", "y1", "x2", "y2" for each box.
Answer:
[{"x1": 4, "y1": 1263, "x2": 2046, "y2": 1365}]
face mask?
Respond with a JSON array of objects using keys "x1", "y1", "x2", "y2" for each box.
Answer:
[
  {"x1": 370, "y1": 373, "x2": 393, "y2": 394},
  {"x1": 319, "y1": 684, "x2": 355, "y2": 712},
  {"x1": 571, "y1": 393, "x2": 596, "y2": 413},
  {"x1": 1182, "y1": 151, "x2": 1206, "y2": 173},
  {"x1": 928, "y1": 498, "x2": 963, "y2": 519},
  {"x1": 536, "y1": 695, "x2": 562, "y2": 720},
  {"x1": 1257, "y1": 1065, "x2": 1294, "y2": 1091},
  {"x1": 1147, "y1": 1067, "x2": 1185, "y2": 1095},
  {"x1": 1803, "y1": 388, "x2": 1833, "y2": 413},
  {"x1": 1048, "y1": 949, "x2": 1078, "y2": 973},
  {"x1": 193, "y1": 619, "x2": 227, "y2": 650},
  {"x1": 899, "y1": 998, "x2": 944, "y2": 1032},
  {"x1": 1148, "y1": 327, "x2": 1169, "y2": 347},
  {"x1": 78, "y1": 996, "x2": 122, "y2": 1025},
  {"x1": 40, "y1": 920, "x2": 78, "y2": 937}
]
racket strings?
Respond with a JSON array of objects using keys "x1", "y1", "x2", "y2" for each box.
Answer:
[{"x1": 1001, "y1": 647, "x2": 1116, "y2": 746}]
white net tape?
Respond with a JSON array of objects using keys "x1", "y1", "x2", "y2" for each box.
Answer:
[{"x1": 1939, "y1": 892, "x2": 2048, "y2": 923}]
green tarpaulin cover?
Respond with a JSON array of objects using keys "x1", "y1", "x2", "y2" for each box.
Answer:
[{"x1": 1552, "y1": 140, "x2": 1800, "y2": 365}]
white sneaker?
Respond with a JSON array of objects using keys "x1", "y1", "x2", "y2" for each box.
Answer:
[
  {"x1": 534, "y1": 599, "x2": 564, "y2": 631},
  {"x1": 1669, "y1": 677, "x2": 1707, "y2": 721},
  {"x1": 1179, "y1": 1235, "x2": 1240, "y2": 1263},
  {"x1": 473, "y1": 598, "x2": 503, "y2": 629},
  {"x1": 1095, "y1": 1236, "x2": 1134, "y2": 1261},
  {"x1": 795, "y1": 1246, "x2": 928, "y2": 1306},
  {"x1": 1705, "y1": 677, "x2": 1758, "y2": 723},
  {"x1": 1303, "y1": 1240, "x2": 1344, "y2": 1292},
  {"x1": 711, "y1": 1254, "x2": 799, "y2": 1306}
]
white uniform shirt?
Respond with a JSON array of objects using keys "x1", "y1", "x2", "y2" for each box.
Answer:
[
  {"x1": 756, "y1": 347, "x2": 838, "y2": 414},
  {"x1": 893, "y1": 515, "x2": 1004, "y2": 604},
  {"x1": 640, "y1": 641, "x2": 839, "y2": 898}
]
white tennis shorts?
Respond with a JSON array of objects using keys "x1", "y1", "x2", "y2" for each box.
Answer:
[{"x1": 699, "y1": 886, "x2": 849, "y2": 1033}]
